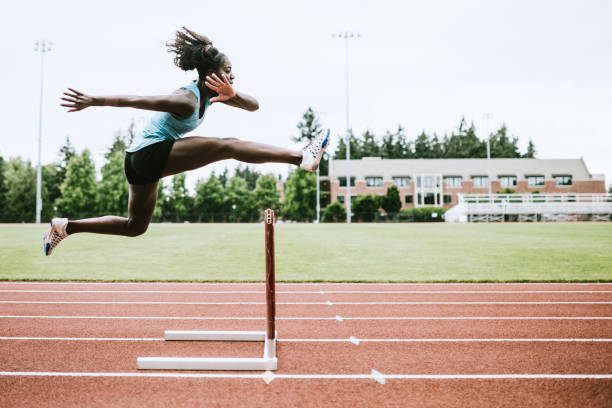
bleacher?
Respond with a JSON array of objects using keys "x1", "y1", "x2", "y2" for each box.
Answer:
[{"x1": 444, "y1": 193, "x2": 612, "y2": 222}]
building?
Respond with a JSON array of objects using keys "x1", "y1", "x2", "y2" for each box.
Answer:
[{"x1": 327, "y1": 157, "x2": 606, "y2": 209}]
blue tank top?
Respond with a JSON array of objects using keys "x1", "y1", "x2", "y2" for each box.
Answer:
[{"x1": 126, "y1": 81, "x2": 211, "y2": 152}]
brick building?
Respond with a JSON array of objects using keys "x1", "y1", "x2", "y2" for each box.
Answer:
[{"x1": 327, "y1": 157, "x2": 606, "y2": 209}]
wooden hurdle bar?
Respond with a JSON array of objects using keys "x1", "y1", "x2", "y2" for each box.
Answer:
[{"x1": 137, "y1": 209, "x2": 277, "y2": 371}]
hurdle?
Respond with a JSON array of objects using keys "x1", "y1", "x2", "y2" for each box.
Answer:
[{"x1": 137, "y1": 209, "x2": 277, "y2": 371}]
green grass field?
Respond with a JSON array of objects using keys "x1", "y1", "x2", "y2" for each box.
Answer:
[{"x1": 0, "y1": 223, "x2": 611, "y2": 282}]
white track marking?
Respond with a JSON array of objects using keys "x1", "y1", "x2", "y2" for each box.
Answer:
[
  {"x1": 1, "y1": 315, "x2": 611, "y2": 320},
  {"x1": 1, "y1": 282, "x2": 611, "y2": 286},
  {"x1": 0, "y1": 371, "x2": 610, "y2": 379},
  {"x1": 1, "y1": 301, "x2": 610, "y2": 305},
  {"x1": 1, "y1": 290, "x2": 611, "y2": 294},
  {"x1": 1, "y1": 336, "x2": 611, "y2": 342}
]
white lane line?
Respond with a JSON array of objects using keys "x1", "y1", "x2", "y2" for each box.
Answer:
[
  {"x1": 1, "y1": 315, "x2": 611, "y2": 320},
  {"x1": 1, "y1": 301, "x2": 610, "y2": 305},
  {"x1": 0, "y1": 371, "x2": 610, "y2": 379},
  {"x1": 1, "y1": 337, "x2": 611, "y2": 342},
  {"x1": 1, "y1": 290, "x2": 611, "y2": 294},
  {"x1": 2, "y1": 282, "x2": 610, "y2": 286}
]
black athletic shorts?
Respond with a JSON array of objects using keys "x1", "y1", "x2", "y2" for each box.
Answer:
[{"x1": 124, "y1": 139, "x2": 175, "y2": 185}]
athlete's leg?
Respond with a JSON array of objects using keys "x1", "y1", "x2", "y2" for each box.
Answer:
[
  {"x1": 161, "y1": 137, "x2": 302, "y2": 177},
  {"x1": 66, "y1": 182, "x2": 158, "y2": 237}
]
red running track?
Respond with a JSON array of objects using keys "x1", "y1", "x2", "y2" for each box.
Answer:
[{"x1": 0, "y1": 282, "x2": 611, "y2": 407}]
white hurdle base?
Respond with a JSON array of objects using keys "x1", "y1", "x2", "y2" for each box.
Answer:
[{"x1": 137, "y1": 331, "x2": 277, "y2": 371}]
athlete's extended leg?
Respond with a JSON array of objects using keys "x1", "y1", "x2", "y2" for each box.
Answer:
[
  {"x1": 161, "y1": 136, "x2": 302, "y2": 177},
  {"x1": 67, "y1": 182, "x2": 159, "y2": 236}
]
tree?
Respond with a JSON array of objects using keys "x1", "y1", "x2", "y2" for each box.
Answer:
[
  {"x1": 153, "y1": 180, "x2": 167, "y2": 221},
  {"x1": 234, "y1": 165, "x2": 261, "y2": 190},
  {"x1": 381, "y1": 125, "x2": 412, "y2": 159},
  {"x1": 414, "y1": 131, "x2": 433, "y2": 158},
  {"x1": 56, "y1": 136, "x2": 76, "y2": 185},
  {"x1": 218, "y1": 168, "x2": 229, "y2": 188},
  {"x1": 294, "y1": 107, "x2": 322, "y2": 143},
  {"x1": 194, "y1": 172, "x2": 227, "y2": 221},
  {"x1": 97, "y1": 151, "x2": 129, "y2": 216},
  {"x1": 352, "y1": 194, "x2": 381, "y2": 222},
  {"x1": 295, "y1": 107, "x2": 329, "y2": 175},
  {"x1": 360, "y1": 130, "x2": 381, "y2": 157},
  {"x1": 163, "y1": 174, "x2": 194, "y2": 221},
  {"x1": 253, "y1": 174, "x2": 280, "y2": 214},
  {"x1": 2, "y1": 158, "x2": 37, "y2": 222},
  {"x1": 41, "y1": 163, "x2": 60, "y2": 220},
  {"x1": 524, "y1": 139, "x2": 536, "y2": 158},
  {"x1": 334, "y1": 129, "x2": 362, "y2": 160},
  {"x1": 381, "y1": 185, "x2": 402, "y2": 218},
  {"x1": 282, "y1": 169, "x2": 316, "y2": 222},
  {"x1": 443, "y1": 119, "x2": 485, "y2": 158},
  {"x1": 56, "y1": 149, "x2": 98, "y2": 218},
  {"x1": 0, "y1": 155, "x2": 7, "y2": 219},
  {"x1": 226, "y1": 176, "x2": 257, "y2": 222},
  {"x1": 322, "y1": 201, "x2": 347, "y2": 222},
  {"x1": 489, "y1": 125, "x2": 520, "y2": 158}
]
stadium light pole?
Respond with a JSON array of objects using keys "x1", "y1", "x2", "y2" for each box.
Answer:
[
  {"x1": 484, "y1": 112, "x2": 493, "y2": 196},
  {"x1": 332, "y1": 31, "x2": 360, "y2": 224},
  {"x1": 34, "y1": 40, "x2": 53, "y2": 224}
]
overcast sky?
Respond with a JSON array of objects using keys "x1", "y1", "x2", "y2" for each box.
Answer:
[{"x1": 2, "y1": 0, "x2": 611, "y2": 191}]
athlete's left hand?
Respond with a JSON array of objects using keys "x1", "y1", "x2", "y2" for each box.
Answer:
[{"x1": 205, "y1": 73, "x2": 236, "y2": 103}]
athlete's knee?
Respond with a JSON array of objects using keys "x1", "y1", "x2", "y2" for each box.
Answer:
[{"x1": 125, "y1": 218, "x2": 150, "y2": 237}]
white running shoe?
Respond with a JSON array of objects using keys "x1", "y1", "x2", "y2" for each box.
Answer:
[
  {"x1": 300, "y1": 128, "x2": 331, "y2": 172},
  {"x1": 43, "y1": 218, "x2": 69, "y2": 256}
]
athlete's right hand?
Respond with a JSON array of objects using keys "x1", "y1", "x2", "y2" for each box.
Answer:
[{"x1": 61, "y1": 88, "x2": 97, "y2": 112}]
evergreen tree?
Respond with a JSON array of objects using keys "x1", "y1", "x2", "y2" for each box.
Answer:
[
  {"x1": 153, "y1": 180, "x2": 167, "y2": 221},
  {"x1": 234, "y1": 165, "x2": 261, "y2": 190},
  {"x1": 360, "y1": 130, "x2": 381, "y2": 157},
  {"x1": 334, "y1": 130, "x2": 362, "y2": 160},
  {"x1": 431, "y1": 134, "x2": 444, "y2": 158},
  {"x1": 294, "y1": 107, "x2": 322, "y2": 143},
  {"x1": 0, "y1": 156, "x2": 7, "y2": 219},
  {"x1": 489, "y1": 125, "x2": 520, "y2": 158},
  {"x1": 444, "y1": 119, "x2": 485, "y2": 158},
  {"x1": 3, "y1": 158, "x2": 37, "y2": 222},
  {"x1": 381, "y1": 125, "x2": 412, "y2": 158},
  {"x1": 97, "y1": 151, "x2": 129, "y2": 216},
  {"x1": 56, "y1": 149, "x2": 98, "y2": 218},
  {"x1": 295, "y1": 108, "x2": 329, "y2": 175},
  {"x1": 524, "y1": 139, "x2": 536, "y2": 158},
  {"x1": 218, "y1": 168, "x2": 229, "y2": 187},
  {"x1": 381, "y1": 185, "x2": 402, "y2": 217},
  {"x1": 226, "y1": 176, "x2": 257, "y2": 222},
  {"x1": 163, "y1": 174, "x2": 194, "y2": 221},
  {"x1": 194, "y1": 172, "x2": 227, "y2": 221},
  {"x1": 414, "y1": 131, "x2": 433, "y2": 158},
  {"x1": 57, "y1": 136, "x2": 76, "y2": 184},
  {"x1": 253, "y1": 174, "x2": 280, "y2": 214},
  {"x1": 282, "y1": 169, "x2": 316, "y2": 222},
  {"x1": 41, "y1": 163, "x2": 60, "y2": 220}
]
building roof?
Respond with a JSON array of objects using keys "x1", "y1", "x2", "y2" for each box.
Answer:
[{"x1": 329, "y1": 157, "x2": 593, "y2": 180}]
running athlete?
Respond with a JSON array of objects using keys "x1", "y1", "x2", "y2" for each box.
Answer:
[{"x1": 43, "y1": 27, "x2": 329, "y2": 256}]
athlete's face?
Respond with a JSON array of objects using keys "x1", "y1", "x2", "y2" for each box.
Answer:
[{"x1": 216, "y1": 57, "x2": 235, "y2": 85}]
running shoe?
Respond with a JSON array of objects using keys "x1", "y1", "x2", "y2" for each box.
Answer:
[
  {"x1": 43, "y1": 218, "x2": 69, "y2": 256},
  {"x1": 300, "y1": 128, "x2": 331, "y2": 172}
]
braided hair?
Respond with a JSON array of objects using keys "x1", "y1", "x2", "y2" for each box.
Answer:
[{"x1": 166, "y1": 27, "x2": 226, "y2": 79}]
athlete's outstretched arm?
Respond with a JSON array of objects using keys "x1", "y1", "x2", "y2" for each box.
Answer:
[
  {"x1": 60, "y1": 88, "x2": 196, "y2": 118},
  {"x1": 206, "y1": 73, "x2": 259, "y2": 112}
]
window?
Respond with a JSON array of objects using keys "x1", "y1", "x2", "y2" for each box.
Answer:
[
  {"x1": 443, "y1": 194, "x2": 452, "y2": 204},
  {"x1": 555, "y1": 175, "x2": 572, "y2": 186},
  {"x1": 393, "y1": 176, "x2": 411, "y2": 187},
  {"x1": 366, "y1": 177, "x2": 383, "y2": 187},
  {"x1": 499, "y1": 176, "x2": 517, "y2": 188},
  {"x1": 338, "y1": 177, "x2": 355, "y2": 187},
  {"x1": 424, "y1": 193, "x2": 435, "y2": 205},
  {"x1": 444, "y1": 176, "x2": 462, "y2": 188},
  {"x1": 405, "y1": 195, "x2": 413, "y2": 204},
  {"x1": 527, "y1": 176, "x2": 545, "y2": 186},
  {"x1": 472, "y1": 176, "x2": 489, "y2": 188},
  {"x1": 423, "y1": 175, "x2": 434, "y2": 188},
  {"x1": 337, "y1": 195, "x2": 344, "y2": 203}
]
